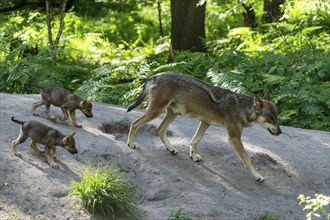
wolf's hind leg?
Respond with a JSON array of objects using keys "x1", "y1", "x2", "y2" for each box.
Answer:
[
  {"x1": 32, "y1": 100, "x2": 44, "y2": 116},
  {"x1": 127, "y1": 103, "x2": 166, "y2": 149},
  {"x1": 190, "y1": 121, "x2": 210, "y2": 161},
  {"x1": 158, "y1": 108, "x2": 178, "y2": 154},
  {"x1": 29, "y1": 140, "x2": 44, "y2": 154},
  {"x1": 12, "y1": 128, "x2": 28, "y2": 158}
]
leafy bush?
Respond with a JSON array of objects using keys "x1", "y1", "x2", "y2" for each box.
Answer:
[
  {"x1": 70, "y1": 163, "x2": 142, "y2": 219},
  {"x1": 298, "y1": 194, "x2": 330, "y2": 220},
  {"x1": 254, "y1": 212, "x2": 280, "y2": 220},
  {"x1": 168, "y1": 208, "x2": 192, "y2": 220}
]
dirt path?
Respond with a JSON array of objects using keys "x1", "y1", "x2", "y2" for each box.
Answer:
[{"x1": 0, "y1": 93, "x2": 329, "y2": 219}]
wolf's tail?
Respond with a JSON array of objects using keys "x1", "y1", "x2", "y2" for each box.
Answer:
[
  {"x1": 24, "y1": 84, "x2": 45, "y2": 90},
  {"x1": 127, "y1": 78, "x2": 152, "y2": 112},
  {"x1": 11, "y1": 117, "x2": 25, "y2": 125}
]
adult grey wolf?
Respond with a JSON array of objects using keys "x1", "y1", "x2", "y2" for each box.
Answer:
[
  {"x1": 127, "y1": 72, "x2": 282, "y2": 182},
  {"x1": 11, "y1": 117, "x2": 77, "y2": 168},
  {"x1": 26, "y1": 84, "x2": 93, "y2": 128}
]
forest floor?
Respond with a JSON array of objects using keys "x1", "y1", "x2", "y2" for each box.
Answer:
[{"x1": 0, "y1": 93, "x2": 329, "y2": 220}]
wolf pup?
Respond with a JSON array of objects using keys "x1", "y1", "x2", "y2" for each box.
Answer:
[
  {"x1": 127, "y1": 72, "x2": 282, "y2": 182},
  {"x1": 11, "y1": 117, "x2": 77, "y2": 168},
  {"x1": 26, "y1": 84, "x2": 93, "y2": 128}
]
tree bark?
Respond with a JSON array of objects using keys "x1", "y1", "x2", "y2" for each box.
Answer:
[
  {"x1": 263, "y1": 0, "x2": 285, "y2": 23},
  {"x1": 157, "y1": 0, "x2": 164, "y2": 37},
  {"x1": 241, "y1": 2, "x2": 257, "y2": 28},
  {"x1": 45, "y1": 0, "x2": 67, "y2": 66},
  {"x1": 170, "y1": 0, "x2": 206, "y2": 52}
]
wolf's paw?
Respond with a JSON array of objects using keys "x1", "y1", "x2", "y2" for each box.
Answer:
[
  {"x1": 14, "y1": 153, "x2": 22, "y2": 158},
  {"x1": 32, "y1": 113, "x2": 39, "y2": 116},
  {"x1": 128, "y1": 142, "x2": 139, "y2": 149},
  {"x1": 50, "y1": 163, "x2": 59, "y2": 169},
  {"x1": 190, "y1": 154, "x2": 202, "y2": 162},
  {"x1": 254, "y1": 173, "x2": 265, "y2": 183},
  {"x1": 74, "y1": 124, "x2": 82, "y2": 128},
  {"x1": 166, "y1": 146, "x2": 178, "y2": 155}
]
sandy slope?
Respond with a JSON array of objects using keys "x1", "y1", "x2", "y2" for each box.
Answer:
[{"x1": 0, "y1": 93, "x2": 329, "y2": 220}]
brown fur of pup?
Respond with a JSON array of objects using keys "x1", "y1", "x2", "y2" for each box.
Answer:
[
  {"x1": 11, "y1": 117, "x2": 77, "y2": 168},
  {"x1": 26, "y1": 84, "x2": 93, "y2": 128}
]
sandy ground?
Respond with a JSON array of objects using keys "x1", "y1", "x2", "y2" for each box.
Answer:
[{"x1": 0, "y1": 93, "x2": 329, "y2": 220}]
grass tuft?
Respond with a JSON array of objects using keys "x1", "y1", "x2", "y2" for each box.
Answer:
[{"x1": 70, "y1": 163, "x2": 142, "y2": 219}]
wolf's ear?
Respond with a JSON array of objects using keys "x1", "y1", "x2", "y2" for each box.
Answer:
[
  {"x1": 87, "y1": 97, "x2": 93, "y2": 102},
  {"x1": 253, "y1": 96, "x2": 263, "y2": 112},
  {"x1": 67, "y1": 131, "x2": 76, "y2": 137},
  {"x1": 63, "y1": 131, "x2": 76, "y2": 143},
  {"x1": 263, "y1": 92, "x2": 271, "y2": 101}
]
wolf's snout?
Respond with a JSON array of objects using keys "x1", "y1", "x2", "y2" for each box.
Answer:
[
  {"x1": 87, "y1": 114, "x2": 93, "y2": 118},
  {"x1": 268, "y1": 127, "x2": 282, "y2": 136},
  {"x1": 70, "y1": 150, "x2": 78, "y2": 154}
]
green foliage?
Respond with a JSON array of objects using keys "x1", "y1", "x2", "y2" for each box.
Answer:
[
  {"x1": 298, "y1": 194, "x2": 330, "y2": 220},
  {"x1": 254, "y1": 212, "x2": 280, "y2": 220},
  {"x1": 168, "y1": 208, "x2": 192, "y2": 220},
  {"x1": 70, "y1": 163, "x2": 142, "y2": 219},
  {"x1": 0, "y1": 0, "x2": 329, "y2": 131}
]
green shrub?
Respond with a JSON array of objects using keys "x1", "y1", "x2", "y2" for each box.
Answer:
[
  {"x1": 298, "y1": 194, "x2": 330, "y2": 220},
  {"x1": 254, "y1": 212, "x2": 280, "y2": 220},
  {"x1": 70, "y1": 163, "x2": 142, "y2": 219},
  {"x1": 168, "y1": 208, "x2": 192, "y2": 220}
]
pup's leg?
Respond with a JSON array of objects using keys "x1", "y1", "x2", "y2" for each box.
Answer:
[
  {"x1": 11, "y1": 128, "x2": 28, "y2": 158},
  {"x1": 69, "y1": 110, "x2": 82, "y2": 128},
  {"x1": 32, "y1": 100, "x2": 44, "y2": 116},
  {"x1": 157, "y1": 108, "x2": 178, "y2": 154},
  {"x1": 29, "y1": 140, "x2": 44, "y2": 154},
  {"x1": 45, "y1": 144, "x2": 58, "y2": 168},
  {"x1": 190, "y1": 121, "x2": 210, "y2": 162},
  {"x1": 45, "y1": 103, "x2": 55, "y2": 119},
  {"x1": 127, "y1": 99, "x2": 167, "y2": 149},
  {"x1": 59, "y1": 106, "x2": 69, "y2": 122},
  {"x1": 227, "y1": 125, "x2": 265, "y2": 182}
]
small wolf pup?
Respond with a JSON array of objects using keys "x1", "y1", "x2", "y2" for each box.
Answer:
[
  {"x1": 127, "y1": 72, "x2": 282, "y2": 182},
  {"x1": 26, "y1": 84, "x2": 93, "y2": 127},
  {"x1": 11, "y1": 117, "x2": 77, "y2": 168}
]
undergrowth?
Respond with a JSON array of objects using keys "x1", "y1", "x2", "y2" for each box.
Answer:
[
  {"x1": 70, "y1": 163, "x2": 142, "y2": 219},
  {"x1": 0, "y1": 0, "x2": 329, "y2": 131}
]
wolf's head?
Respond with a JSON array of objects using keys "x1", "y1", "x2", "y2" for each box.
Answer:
[
  {"x1": 62, "y1": 131, "x2": 78, "y2": 154},
  {"x1": 254, "y1": 92, "x2": 282, "y2": 135},
  {"x1": 79, "y1": 97, "x2": 93, "y2": 118}
]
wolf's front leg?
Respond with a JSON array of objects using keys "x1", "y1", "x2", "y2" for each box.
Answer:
[
  {"x1": 59, "y1": 106, "x2": 69, "y2": 122},
  {"x1": 69, "y1": 110, "x2": 82, "y2": 128},
  {"x1": 45, "y1": 145, "x2": 59, "y2": 168},
  {"x1": 228, "y1": 133, "x2": 265, "y2": 183}
]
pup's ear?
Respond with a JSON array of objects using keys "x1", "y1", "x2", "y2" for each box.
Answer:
[
  {"x1": 253, "y1": 96, "x2": 263, "y2": 112},
  {"x1": 63, "y1": 131, "x2": 76, "y2": 143},
  {"x1": 81, "y1": 98, "x2": 92, "y2": 106},
  {"x1": 67, "y1": 131, "x2": 76, "y2": 137},
  {"x1": 263, "y1": 91, "x2": 271, "y2": 101}
]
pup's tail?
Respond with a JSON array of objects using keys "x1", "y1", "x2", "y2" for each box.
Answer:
[
  {"x1": 127, "y1": 78, "x2": 152, "y2": 112},
  {"x1": 24, "y1": 84, "x2": 45, "y2": 90},
  {"x1": 11, "y1": 117, "x2": 25, "y2": 125}
]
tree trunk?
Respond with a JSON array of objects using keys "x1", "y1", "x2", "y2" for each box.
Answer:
[
  {"x1": 45, "y1": 0, "x2": 67, "y2": 66},
  {"x1": 263, "y1": 0, "x2": 285, "y2": 23},
  {"x1": 170, "y1": 0, "x2": 206, "y2": 52},
  {"x1": 241, "y1": 2, "x2": 257, "y2": 28},
  {"x1": 157, "y1": 0, "x2": 164, "y2": 37}
]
